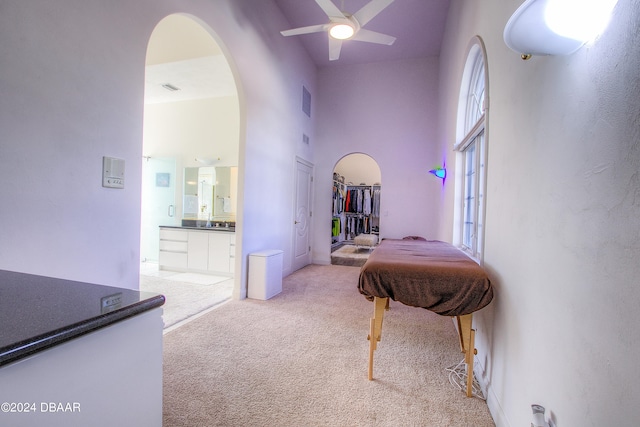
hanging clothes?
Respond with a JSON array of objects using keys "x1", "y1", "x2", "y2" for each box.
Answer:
[
  {"x1": 332, "y1": 217, "x2": 341, "y2": 237},
  {"x1": 363, "y1": 188, "x2": 371, "y2": 216},
  {"x1": 372, "y1": 188, "x2": 381, "y2": 218}
]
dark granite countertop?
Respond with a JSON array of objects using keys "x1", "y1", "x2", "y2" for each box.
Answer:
[
  {"x1": 0, "y1": 270, "x2": 165, "y2": 367},
  {"x1": 160, "y1": 225, "x2": 236, "y2": 232}
]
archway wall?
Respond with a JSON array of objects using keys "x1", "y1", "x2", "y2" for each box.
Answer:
[
  {"x1": 333, "y1": 153, "x2": 381, "y2": 186},
  {"x1": 147, "y1": 3, "x2": 318, "y2": 297},
  {"x1": 312, "y1": 58, "x2": 445, "y2": 265},
  {"x1": 0, "y1": 1, "x2": 316, "y2": 293}
]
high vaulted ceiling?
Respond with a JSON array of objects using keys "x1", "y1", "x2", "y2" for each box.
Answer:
[
  {"x1": 145, "y1": 1, "x2": 452, "y2": 104},
  {"x1": 274, "y1": 0, "x2": 451, "y2": 68}
]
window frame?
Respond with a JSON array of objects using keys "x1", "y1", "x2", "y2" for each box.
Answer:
[{"x1": 454, "y1": 38, "x2": 489, "y2": 263}]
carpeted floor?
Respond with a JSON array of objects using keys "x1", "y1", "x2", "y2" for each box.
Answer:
[
  {"x1": 162, "y1": 264, "x2": 495, "y2": 426},
  {"x1": 331, "y1": 243, "x2": 373, "y2": 266}
]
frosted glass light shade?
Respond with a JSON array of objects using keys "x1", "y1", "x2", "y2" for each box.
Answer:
[
  {"x1": 329, "y1": 23, "x2": 354, "y2": 40},
  {"x1": 503, "y1": 0, "x2": 617, "y2": 57}
]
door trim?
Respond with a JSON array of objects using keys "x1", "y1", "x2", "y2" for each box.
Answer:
[{"x1": 292, "y1": 157, "x2": 314, "y2": 272}]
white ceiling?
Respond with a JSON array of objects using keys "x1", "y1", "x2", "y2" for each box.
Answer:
[
  {"x1": 144, "y1": 55, "x2": 236, "y2": 104},
  {"x1": 144, "y1": 14, "x2": 234, "y2": 105}
]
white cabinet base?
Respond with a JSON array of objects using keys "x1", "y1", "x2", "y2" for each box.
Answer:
[
  {"x1": 0, "y1": 309, "x2": 163, "y2": 427},
  {"x1": 159, "y1": 227, "x2": 235, "y2": 276}
]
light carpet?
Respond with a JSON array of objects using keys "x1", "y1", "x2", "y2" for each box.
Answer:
[
  {"x1": 162, "y1": 264, "x2": 494, "y2": 426},
  {"x1": 140, "y1": 274, "x2": 233, "y2": 329}
]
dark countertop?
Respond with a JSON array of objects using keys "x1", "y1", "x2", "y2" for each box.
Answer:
[
  {"x1": 160, "y1": 225, "x2": 236, "y2": 232},
  {"x1": 0, "y1": 270, "x2": 165, "y2": 367}
]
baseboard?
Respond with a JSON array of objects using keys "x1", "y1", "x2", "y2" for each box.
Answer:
[
  {"x1": 473, "y1": 356, "x2": 511, "y2": 427},
  {"x1": 312, "y1": 256, "x2": 331, "y2": 265}
]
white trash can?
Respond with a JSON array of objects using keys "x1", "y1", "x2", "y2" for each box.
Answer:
[{"x1": 248, "y1": 250, "x2": 283, "y2": 300}]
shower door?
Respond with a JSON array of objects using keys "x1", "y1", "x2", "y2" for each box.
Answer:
[{"x1": 140, "y1": 157, "x2": 178, "y2": 263}]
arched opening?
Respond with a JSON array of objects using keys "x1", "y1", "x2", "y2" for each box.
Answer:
[
  {"x1": 330, "y1": 153, "x2": 381, "y2": 267},
  {"x1": 140, "y1": 14, "x2": 241, "y2": 329}
]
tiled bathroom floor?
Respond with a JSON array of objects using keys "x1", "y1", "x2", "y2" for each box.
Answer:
[{"x1": 139, "y1": 262, "x2": 233, "y2": 333}]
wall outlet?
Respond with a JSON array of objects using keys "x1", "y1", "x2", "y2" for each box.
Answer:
[{"x1": 101, "y1": 293, "x2": 123, "y2": 313}]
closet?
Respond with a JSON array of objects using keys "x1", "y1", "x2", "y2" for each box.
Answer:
[{"x1": 331, "y1": 153, "x2": 381, "y2": 248}]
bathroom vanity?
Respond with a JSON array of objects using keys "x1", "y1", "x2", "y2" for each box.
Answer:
[
  {"x1": 0, "y1": 270, "x2": 165, "y2": 426},
  {"x1": 159, "y1": 225, "x2": 235, "y2": 275}
]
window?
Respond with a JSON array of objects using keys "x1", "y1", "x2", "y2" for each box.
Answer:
[{"x1": 455, "y1": 39, "x2": 488, "y2": 262}]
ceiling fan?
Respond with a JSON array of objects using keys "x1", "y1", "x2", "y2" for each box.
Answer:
[{"x1": 280, "y1": 0, "x2": 396, "y2": 61}]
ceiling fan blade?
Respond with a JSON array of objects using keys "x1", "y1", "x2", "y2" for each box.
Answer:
[
  {"x1": 315, "y1": 0, "x2": 345, "y2": 19},
  {"x1": 351, "y1": 28, "x2": 396, "y2": 45},
  {"x1": 328, "y1": 37, "x2": 343, "y2": 61},
  {"x1": 281, "y1": 24, "x2": 329, "y2": 37},
  {"x1": 353, "y1": 0, "x2": 395, "y2": 27}
]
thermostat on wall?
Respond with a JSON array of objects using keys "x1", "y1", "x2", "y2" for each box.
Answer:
[{"x1": 102, "y1": 156, "x2": 125, "y2": 189}]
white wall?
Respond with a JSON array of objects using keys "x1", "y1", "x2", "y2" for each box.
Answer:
[
  {"x1": 0, "y1": 0, "x2": 316, "y2": 294},
  {"x1": 438, "y1": 1, "x2": 640, "y2": 425},
  {"x1": 312, "y1": 58, "x2": 443, "y2": 264},
  {"x1": 0, "y1": 2, "x2": 154, "y2": 287},
  {"x1": 334, "y1": 153, "x2": 381, "y2": 186},
  {"x1": 144, "y1": 97, "x2": 240, "y2": 168},
  {"x1": 143, "y1": 96, "x2": 240, "y2": 217}
]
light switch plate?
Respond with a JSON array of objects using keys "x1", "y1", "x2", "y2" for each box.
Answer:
[{"x1": 103, "y1": 156, "x2": 125, "y2": 189}]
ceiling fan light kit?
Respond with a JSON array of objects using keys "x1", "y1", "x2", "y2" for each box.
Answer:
[
  {"x1": 329, "y1": 23, "x2": 355, "y2": 40},
  {"x1": 280, "y1": 0, "x2": 396, "y2": 60}
]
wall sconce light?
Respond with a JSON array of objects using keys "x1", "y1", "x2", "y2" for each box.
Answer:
[
  {"x1": 429, "y1": 167, "x2": 446, "y2": 180},
  {"x1": 504, "y1": 0, "x2": 618, "y2": 60},
  {"x1": 195, "y1": 157, "x2": 220, "y2": 166}
]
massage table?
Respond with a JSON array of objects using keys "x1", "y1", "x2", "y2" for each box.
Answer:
[{"x1": 358, "y1": 239, "x2": 493, "y2": 397}]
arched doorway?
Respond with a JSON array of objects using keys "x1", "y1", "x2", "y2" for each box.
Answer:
[
  {"x1": 330, "y1": 153, "x2": 381, "y2": 266},
  {"x1": 140, "y1": 14, "x2": 240, "y2": 329}
]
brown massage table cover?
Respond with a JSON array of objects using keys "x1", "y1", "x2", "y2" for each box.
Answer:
[{"x1": 358, "y1": 239, "x2": 493, "y2": 316}]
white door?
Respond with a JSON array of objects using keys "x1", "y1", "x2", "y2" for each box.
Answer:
[
  {"x1": 292, "y1": 159, "x2": 313, "y2": 271},
  {"x1": 141, "y1": 157, "x2": 177, "y2": 263}
]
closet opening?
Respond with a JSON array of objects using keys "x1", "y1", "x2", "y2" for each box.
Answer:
[{"x1": 330, "y1": 153, "x2": 381, "y2": 267}]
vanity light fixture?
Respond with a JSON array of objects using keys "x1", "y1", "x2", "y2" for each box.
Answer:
[
  {"x1": 504, "y1": 0, "x2": 618, "y2": 59},
  {"x1": 195, "y1": 157, "x2": 220, "y2": 166}
]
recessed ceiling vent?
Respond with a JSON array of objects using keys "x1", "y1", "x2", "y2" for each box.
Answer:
[{"x1": 161, "y1": 83, "x2": 180, "y2": 92}]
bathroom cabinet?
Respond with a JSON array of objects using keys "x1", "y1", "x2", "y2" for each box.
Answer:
[{"x1": 159, "y1": 227, "x2": 235, "y2": 275}]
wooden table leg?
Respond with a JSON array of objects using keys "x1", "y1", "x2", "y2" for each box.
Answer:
[
  {"x1": 367, "y1": 296, "x2": 389, "y2": 380},
  {"x1": 456, "y1": 313, "x2": 477, "y2": 397}
]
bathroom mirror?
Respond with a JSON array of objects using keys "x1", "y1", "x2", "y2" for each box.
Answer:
[{"x1": 183, "y1": 166, "x2": 237, "y2": 221}]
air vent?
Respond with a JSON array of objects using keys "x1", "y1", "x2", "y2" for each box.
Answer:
[
  {"x1": 302, "y1": 134, "x2": 310, "y2": 144},
  {"x1": 302, "y1": 86, "x2": 311, "y2": 117}
]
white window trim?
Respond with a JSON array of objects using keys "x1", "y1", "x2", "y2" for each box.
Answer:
[
  {"x1": 454, "y1": 37, "x2": 489, "y2": 264},
  {"x1": 455, "y1": 113, "x2": 485, "y2": 152}
]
